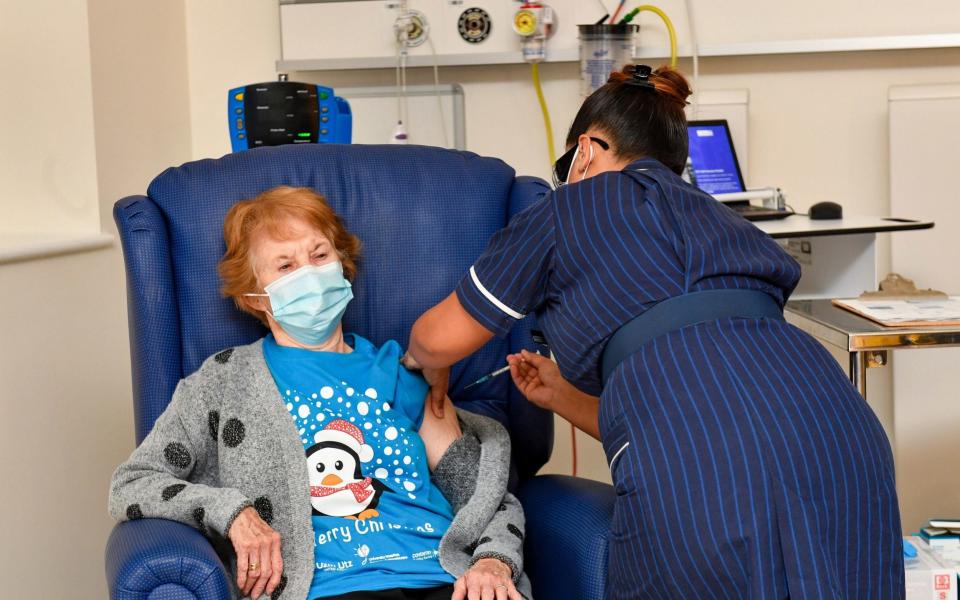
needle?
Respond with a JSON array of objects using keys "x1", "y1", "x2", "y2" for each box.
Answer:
[{"x1": 463, "y1": 364, "x2": 512, "y2": 390}]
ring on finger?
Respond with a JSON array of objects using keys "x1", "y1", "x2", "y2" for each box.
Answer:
[{"x1": 248, "y1": 562, "x2": 260, "y2": 571}]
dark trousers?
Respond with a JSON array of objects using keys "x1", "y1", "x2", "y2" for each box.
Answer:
[{"x1": 318, "y1": 585, "x2": 454, "y2": 600}]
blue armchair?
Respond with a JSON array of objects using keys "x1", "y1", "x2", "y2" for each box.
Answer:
[{"x1": 106, "y1": 144, "x2": 614, "y2": 599}]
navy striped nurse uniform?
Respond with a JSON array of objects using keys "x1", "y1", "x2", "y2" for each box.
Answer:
[{"x1": 455, "y1": 159, "x2": 903, "y2": 599}]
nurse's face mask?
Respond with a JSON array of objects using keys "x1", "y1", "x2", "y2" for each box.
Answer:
[
  {"x1": 552, "y1": 136, "x2": 610, "y2": 188},
  {"x1": 245, "y1": 262, "x2": 353, "y2": 346}
]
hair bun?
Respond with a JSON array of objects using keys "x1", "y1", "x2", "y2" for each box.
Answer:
[
  {"x1": 624, "y1": 64, "x2": 656, "y2": 90},
  {"x1": 650, "y1": 65, "x2": 692, "y2": 107},
  {"x1": 609, "y1": 64, "x2": 691, "y2": 107}
]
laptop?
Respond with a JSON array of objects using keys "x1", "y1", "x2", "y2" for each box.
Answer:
[{"x1": 685, "y1": 120, "x2": 793, "y2": 221}]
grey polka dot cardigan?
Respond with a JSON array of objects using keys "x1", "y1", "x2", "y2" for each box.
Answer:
[{"x1": 108, "y1": 340, "x2": 532, "y2": 600}]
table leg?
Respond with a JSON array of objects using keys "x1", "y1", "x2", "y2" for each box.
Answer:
[{"x1": 849, "y1": 351, "x2": 868, "y2": 399}]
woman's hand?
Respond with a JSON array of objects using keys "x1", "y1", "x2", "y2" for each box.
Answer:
[
  {"x1": 507, "y1": 349, "x2": 574, "y2": 412},
  {"x1": 228, "y1": 506, "x2": 283, "y2": 598},
  {"x1": 453, "y1": 558, "x2": 522, "y2": 600},
  {"x1": 402, "y1": 352, "x2": 450, "y2": 419}
]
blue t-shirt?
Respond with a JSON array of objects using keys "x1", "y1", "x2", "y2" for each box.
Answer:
[{"x1": 262, "y1": 334, "x2": 456, "y2": 598}]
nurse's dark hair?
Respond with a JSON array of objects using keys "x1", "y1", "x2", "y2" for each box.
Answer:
[{"x1": 566, "y1": 64, "x2": 691, "y2": 174}]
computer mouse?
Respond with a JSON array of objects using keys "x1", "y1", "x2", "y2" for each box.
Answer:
[{"x1": 809, "y1": 201, "x2": 843, "y2": 220}]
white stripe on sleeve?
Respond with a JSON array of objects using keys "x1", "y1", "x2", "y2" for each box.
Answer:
[{"x1": 469, "y1": 265, "x2": 526, "y2": 320}]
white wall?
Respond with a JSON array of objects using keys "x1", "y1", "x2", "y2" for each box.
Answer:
[
  {"x1": 0, "y1": 1, "x2": 193, "y2": 597},
  {"x1": 889, "y1": 85, "x2": 960, "y2": 533},
  {"x1": 0, "y1": 0, "x2": 100, "y2": 236},
  {"x1": 183, "y1": 0, "x2": 281, "y2": 161}
]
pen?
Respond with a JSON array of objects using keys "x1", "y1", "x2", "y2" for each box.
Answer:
[{"x1": 463, "y1": 364, "x2": 512, "y2": 390}]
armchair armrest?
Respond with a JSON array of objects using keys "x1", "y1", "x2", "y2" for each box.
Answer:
[
  {"x1": 518, "y1": 475, "x2": 614, "y2": 600},
  {"x1": 105, "y1": 519, "x2": 232, "y2": 600}
]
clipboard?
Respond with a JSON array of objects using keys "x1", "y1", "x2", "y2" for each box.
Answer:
[{"x1": 832, "y1": 297, "x2": 960, "y2": 327}]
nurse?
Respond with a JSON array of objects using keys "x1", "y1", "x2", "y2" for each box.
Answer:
[{"x1": 405, "y1": 64, "x2": 904, "y2": 599}]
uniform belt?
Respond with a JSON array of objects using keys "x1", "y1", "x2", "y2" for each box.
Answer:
[{"x1": 600, "y1": 289, "x2": 785, "y2": 386}]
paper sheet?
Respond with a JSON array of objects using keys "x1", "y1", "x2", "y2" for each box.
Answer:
[{"x1": 833, "y1": 297, "x2": 960, "y2": 327}]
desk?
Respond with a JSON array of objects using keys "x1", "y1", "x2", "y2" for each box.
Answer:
[
  {"x1": 754, "y1": 215, "x2": 933, "y2": 239},
  {"x1": 785, "y1": 299, "x2": 960, "y2": 399},
  {"x1": 754, "y1": 216, "x2": 934, "y2": 299}
]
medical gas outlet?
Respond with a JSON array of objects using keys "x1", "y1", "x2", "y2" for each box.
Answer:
[
  {"x1": 458, "y1": 7, "x2": 492, "y2": 44},
  {"x1": 513, "y1": 2, "x2": 556, "y2": 63},
  {"x1": 394, "y1": 8, "x2": 429, "y2": 49}
]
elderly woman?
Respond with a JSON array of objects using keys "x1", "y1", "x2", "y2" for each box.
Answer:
[{"x1": 109, "y1": 186, "x2": 531, "y2": 600}]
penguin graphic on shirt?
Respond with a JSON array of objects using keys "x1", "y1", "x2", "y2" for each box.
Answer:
[{"x1": 306, "y1": 419, "x2": 391, "y2": 520}]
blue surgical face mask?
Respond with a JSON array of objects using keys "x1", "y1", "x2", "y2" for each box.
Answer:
[{"x1": 247, "y1": 262, "x2": 353, "y2": 346}]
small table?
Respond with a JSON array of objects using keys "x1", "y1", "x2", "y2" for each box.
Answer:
[
  {"x1": 754, "y1": 216, "x2": 934, "y2": 300},
  {"x1": 784, "y1": 299, "x2": 960, "y2": 399}
]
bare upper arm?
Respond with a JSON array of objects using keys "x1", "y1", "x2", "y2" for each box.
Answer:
[{"x1": 419, "y1": 394, "x2": 462, "y2": 471}]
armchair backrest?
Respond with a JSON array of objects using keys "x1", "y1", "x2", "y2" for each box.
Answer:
[{"x1": 114, "y1": 144, "x2": 553, "y2": 481}]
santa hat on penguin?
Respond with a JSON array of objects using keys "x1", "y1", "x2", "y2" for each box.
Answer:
[{"x1": 317, "y1": 419, "x2": 374, "y2": 463}]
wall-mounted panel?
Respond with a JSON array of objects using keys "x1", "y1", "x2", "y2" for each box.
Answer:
[{"x1": 279, "y1": 0, "x2": 960, "y2": 70}]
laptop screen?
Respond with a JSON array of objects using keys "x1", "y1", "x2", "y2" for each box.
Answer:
[{"x1": 687, "y1": 120, "x2": 746, "y2": 194}]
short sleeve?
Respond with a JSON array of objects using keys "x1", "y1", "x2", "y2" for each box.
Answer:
[
  {"x1": 394, "y1": 367, "x2": 429, "y2": 429},
  {"x1": 377, "y1": 340, "x2": 429, "y2": 428},
  {"x1": 455, "y1": 195, "x2": 556, "y2": 337}
]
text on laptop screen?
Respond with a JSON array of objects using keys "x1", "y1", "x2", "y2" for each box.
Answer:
[{"x1": 687, "y1": 123, "x2": 744, "y2": 194}]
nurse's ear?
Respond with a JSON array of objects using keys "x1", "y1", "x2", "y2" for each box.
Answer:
[{"x1": 572, "y1": 134, "x2": 595, "y2": 182}]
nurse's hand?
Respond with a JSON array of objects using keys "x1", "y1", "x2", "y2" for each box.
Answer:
[
  {"x1": 402, "y1": 352, "x2": 449, "y2": 418},
  {"x1": 507, "y1": 350, "x2": 600, "y2": 440},
  {"x1": 422, "y1": 365, "x2": 451, "y2": 418},
  {"x1": 452, "y1": 558, "x2": 523, "y2": 600},
  {"x1": 507, "y1": 350, "x2": 573, "y2": 412},
  {"x1": 508, "y1": 350, "x2": 602, "y2": 440}
]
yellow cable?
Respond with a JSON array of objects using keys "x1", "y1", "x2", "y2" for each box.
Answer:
[
  {"x1": 634, "y1": 5, "x2": 678, "y2": 68},
  {"x1": 530, "y1": 62, "x2": 557, "y2": 165}
]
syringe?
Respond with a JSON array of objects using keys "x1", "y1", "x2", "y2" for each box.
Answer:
[{"x1": 462, "y1": 364, "x2": 511, "y2": 390}]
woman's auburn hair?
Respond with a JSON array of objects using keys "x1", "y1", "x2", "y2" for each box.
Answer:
[{"x1": 219, "y1": 185, "x2": 361, "y2": 324}]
